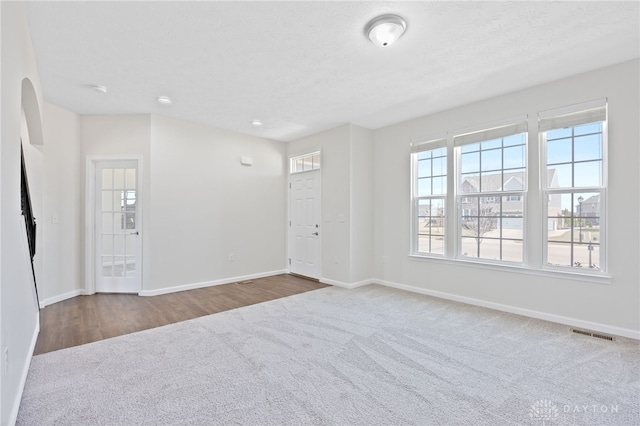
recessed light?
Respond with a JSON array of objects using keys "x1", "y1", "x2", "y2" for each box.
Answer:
[
  {"x1": 91, "y1": 85, "x2": 107, "y2": 94},
  {"x1": 365, "y1": 14, "x2": 407, "y2": 47},
  {"x1": 156, "y1": 96, "x2": 172, "y2": 105},
  {"x1": 251, "y1": 120, "x2": 263, "y2": 127}
]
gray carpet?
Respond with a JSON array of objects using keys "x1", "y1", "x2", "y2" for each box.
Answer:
[{"x1": 17, "y1": 285, "x2": 640, "y2": 425}]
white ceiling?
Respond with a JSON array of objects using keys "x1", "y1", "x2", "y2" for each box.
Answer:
[{"x1": 25, "y1": 1, "x2": 639, "y2": 142}]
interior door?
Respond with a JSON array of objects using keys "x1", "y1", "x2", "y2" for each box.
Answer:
[
  {"x1": 289, "y1": 169, "x2": 321, "y2": 279},
  {"x1": 95, "y1": 160, "x2": 141, "y2": 293}
]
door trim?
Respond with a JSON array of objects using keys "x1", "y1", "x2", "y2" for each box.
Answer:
[{"x1": 84, "y1": 155, "x2": 143, "y2": 295}]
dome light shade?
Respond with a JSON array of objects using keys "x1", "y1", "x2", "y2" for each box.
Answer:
[{"x1": 365, "y1": 14, "x2": 407, "y2": 47}]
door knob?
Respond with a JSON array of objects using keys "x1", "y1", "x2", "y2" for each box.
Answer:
[
  {"x1": 129, "y1": 231, "x2": 139, "y2": 235},
  {"x1": 312, "y1": 232, "x2": 319, "y2": 236}
]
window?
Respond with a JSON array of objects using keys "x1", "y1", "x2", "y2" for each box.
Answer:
[
  {"x1": 455, "y1": 118, "x2": 528, "y2": 263},
  {"x1": 540, "y1": 99, "x2": 607, "y2": 271},
  {"x1": 290, "y1": 151, "x2": 320, "y2": 174},
  {"x1": 411, "y1": 139, "x2": 446, "y2": 255},
  {"x1": 408, "y1": 101, "x2": 608, "y2": 280}
]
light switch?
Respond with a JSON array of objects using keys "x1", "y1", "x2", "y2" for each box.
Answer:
[{"x1": 51, "y1": 214, "x2": 58, "y2": 224}]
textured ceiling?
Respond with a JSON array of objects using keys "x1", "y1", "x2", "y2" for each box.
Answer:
[{"x1": 25, "y1": 1, "x2": 639, "y2": 142}]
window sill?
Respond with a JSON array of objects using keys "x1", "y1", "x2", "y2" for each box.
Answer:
[{"x1": 408, "y1": 254, "x2": 612, "y2": 285}]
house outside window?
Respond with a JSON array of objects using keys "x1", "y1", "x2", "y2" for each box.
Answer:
[{"x1": 454, "y1": 118, "x2": 528, "y2": 263}]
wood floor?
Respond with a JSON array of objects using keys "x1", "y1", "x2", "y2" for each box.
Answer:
[{"x1": 34, "y1": 274, "x2": 329, "y2": 355}]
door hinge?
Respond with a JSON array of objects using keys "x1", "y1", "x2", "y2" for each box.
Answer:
[
  {"x1": 288, "y1": 258, "x2": 291, "y2": 265},
  {"x1": 289, "y1": 220, "x2": 291, "y2": 227},
  {"x1": 289, "y1": 183, "x2": 291, "y2": 189}
]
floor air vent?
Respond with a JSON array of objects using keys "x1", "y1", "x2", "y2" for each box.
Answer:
[{"x1": 571, "y1": 328, "x2": 615, "y2": 341}]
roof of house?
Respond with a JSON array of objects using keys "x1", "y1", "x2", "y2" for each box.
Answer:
[
  {"x1": 580, "y1": 194, "x2": 600, "y2": 204},
  {"x1": 461, "y1": 169, "x2": 557, "y2": 192}
]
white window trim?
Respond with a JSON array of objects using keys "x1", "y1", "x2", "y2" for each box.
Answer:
[
  {"x1": 539, "y1": 115, "x2": 608, "y2": 275},
  {"x1": 408, "y1": 252, "x2": 612, "y2": 285},
  {"x1": 453, "y1": 114, "x2": 528, "y2": 147},
  {"x1": 453, "y1": 120, "x2": 529, "y2": 265},
  {"x1": 410, "y1": 136, "x2": 447, "y2": 257},
  {"x1": 407, "y1": 103, "x2": 611, "y2": 283},
  {"x1": 290, "y1": 150, "x2": 321, "y2": 174}
]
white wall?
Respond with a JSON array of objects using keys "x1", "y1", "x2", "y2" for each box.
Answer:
[
  {"x1": 287, "y1": 125, "x2": 352, "y2": 283},
  {"x1": 41, "y1": 103, "x2": 81, "y2": 303},
  {"x1": 349, "y1": 125, "x2": 373, "y2": 283},
  {"x1": 148, "y1": 115, "x2": 287, "y2": 291},
  {"x1": 373, "y1": 59, "x2": 640, "y2": 334},
  {"x1": 41, "y1": 111, "x2": 288, "y2": 298},
  {"x1": 287, "y1": 124, "x2": 375, "y2": 286},
  {"x1": 0, "y1": 2, "x2": 43, "y2": 424},
  {"x1": 80, "y1": 115, "x2": 152, "y2": 293},
  {"x1": 0, "y1": 4, "x2": 3, "y2": 420}
]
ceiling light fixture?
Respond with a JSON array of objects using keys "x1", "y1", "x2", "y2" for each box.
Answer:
[
  {"x1": 251, "y1": 120, "x2": 263, "y2": 127},
  {"x1": 91, "y1": 85, "x2": 107, "y2": 94},
  {"x1": 365, "y1": 14, "x2": 407, "y2": 47},
  {"x1": 156, "y1": 96, "x2": 172, "y2": 105}
]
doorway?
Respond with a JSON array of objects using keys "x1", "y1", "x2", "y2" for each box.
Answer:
[
  {"x1": 288, "y1": 152, "x2": 321, "y2": 279},
  {"x1": 91, "y1": 159, "x2": 141, "y2": 293}
]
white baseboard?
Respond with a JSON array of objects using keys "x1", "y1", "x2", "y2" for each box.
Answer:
[
  {"x1": 39, "y1": 289, "x2": 87, "y2": 309},
  {"x1": 138, "y1": 270, "x2": 288, "y2": 297},
  {"x1": 320, "y1": 278, "x2": 374, "y2": 289},
  {"x1": 374, "y1": 278, "x2": 640, "y2": 340},
  {"x1": 8, "y1": 312, "x2": 40, "y2": 426},
  {"x1": 37, "y1": 273, "x2": 639, "y2": 339}
]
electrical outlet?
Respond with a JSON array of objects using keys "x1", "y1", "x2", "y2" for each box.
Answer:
[
  {"x1": 382, "y1": 256, "x2": 387, "y2": 264},
  {"x1": 228, "y1": 253, "x2": 235, "y2": 262},
  {"x1": 3, "y1": 347, "x2": 8, "y2": 376},
  {"x1": 334, "y1": 256, "x2": 339, "y2": 264}
]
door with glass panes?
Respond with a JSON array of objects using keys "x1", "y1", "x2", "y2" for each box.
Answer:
[{"x1": 95, "y1": 160, "x2": 141, "y2": 293}]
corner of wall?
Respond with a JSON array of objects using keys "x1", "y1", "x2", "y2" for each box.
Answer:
[
  {"x1": 42, "y1": 103, "x2": 83, "y2": 301},
  {"x1": 348, "y1": 124, "x2": 374, "y2": 283}
]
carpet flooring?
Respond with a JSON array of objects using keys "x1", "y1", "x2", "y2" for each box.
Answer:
[{"x1": 17, "y1": 285, "x2": 640, "y2": 425}]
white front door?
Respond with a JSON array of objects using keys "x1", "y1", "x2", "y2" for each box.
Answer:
[
  {"x1": 289, "y1": 169, "x2": 321, "y2": 279},
  {"x1": 95, "y1": 160, "x2": 141, "y2": 293}
]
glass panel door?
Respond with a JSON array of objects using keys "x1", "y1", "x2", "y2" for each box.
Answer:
[{"x1": 95, "y1": 160, "x2": 141, "y2": 293}]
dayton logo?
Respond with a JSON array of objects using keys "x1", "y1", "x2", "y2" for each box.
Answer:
[{"x1": 529, "y1": 399, "x2": 559, "y2": 425}]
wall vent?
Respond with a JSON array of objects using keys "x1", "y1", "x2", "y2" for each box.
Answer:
[{"x1": 571, "y1": 328, "x2": 615, "y2": 341}]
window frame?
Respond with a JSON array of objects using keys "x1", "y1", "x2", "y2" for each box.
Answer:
[
  {"x1": 453, "y1": 118, "x2": 529, "y2": 265},
  {"x1": 410, "y1": 137, "x2": 448, "y2": 257},
  {"x1": 539, "y1": 99, "x2": 608, "y2": 274},
  {"x1": 290, "y1": 151, "x2": 321, "y2": 174},
  {"x1": 407, "y1": 102, "x2": 611, "y2": 284}
]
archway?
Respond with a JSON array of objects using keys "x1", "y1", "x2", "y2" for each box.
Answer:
[{"x1": 21, "y1": 78, "x2": 44, "y2": 146}]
